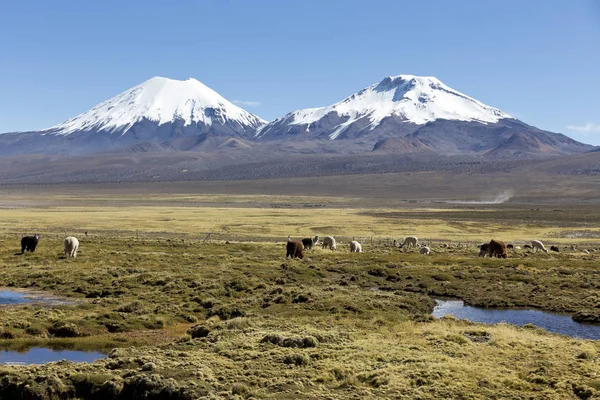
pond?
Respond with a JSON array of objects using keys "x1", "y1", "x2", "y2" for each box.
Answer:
[
  {"x1": 0, "y1": 348, "x2": 105, "y2": 365},
  {"x1": 0, "y1": 289, "x2": 70, "y2": 306},
  {"x1": 0, "y1": 291, "x2": 31, "y2": 305},
  {"x1": 433, "y1": 299, "x2": 600, "y2": 340}
]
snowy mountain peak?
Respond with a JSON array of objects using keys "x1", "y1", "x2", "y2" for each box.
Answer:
[
  {"x1": 48, "y1": 77, "x2": 266, "y2": 135},
  {"x1": 372, "y1": 74, "x2": 512, "y2": 120},
  {"x1": 377, "y1": 74, "x2": 443, "y2": 87},
  {"x1": 256, "y1": 74, "x2": 513, "y2": 140}
]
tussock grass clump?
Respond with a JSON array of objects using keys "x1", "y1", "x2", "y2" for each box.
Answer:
[
  {"x1": 260, "y1": 334, "x2": 318, "y2": 348},
  {"x1": 0, "y1": 329, "x2": 16, "y2": 339},
  {"x1": 291, "y1": 293, "x2": 310, "y2": 303},
  {"x1": 432, "y1": 273, "x2": 453, "y2": 281},
  {"x1": 140, "y1": 316, "x2": 166, "y2": 330},
  {"x1": 225, "y1": 317, "x2": 252, "y2": 330},
  {"x1": 187, "y1": 324, "x2": 211, "y2": 339},
  {"x1": 260, "y1": 334, "x2": 283, "y2": 345},
  {"x1": 47, "y1": 322, "x2": 81, "y2": 338},
  {"x1": 117, "y1": 301, "x2": 145, "y2": 314},
  {"x1": 24, "y1": 326, "x2": 43, "y2": 336},
  {"x1": 191, "y1": 297, "x2": 215, "y2": 309},
  {"x1": 356, "y1": 371, "x2": 389, "y2": 388},
  {"x1": 368, "y1": 268, "x2": 387, "y2": 278},
  {"x1": 412, "y1": 314, "x2": 435, "y2": 323},
  {"x1": 586, "y1": 379, "x2": 600, "y2": 391},
  {"x1": 282, "y1": 336, "x2": 318, "y2": 348},
  {"x1": 572, "y1": 383, "x2": 595, "y2": 400},
  {"x1": 206, "y1": 306, "x2": 245, "y2": 321},
  {"x1": 140, "y1": 362, "x2": 156, "y2": 371},
  {"x1": 184, "y1": 315, "x2": 198, "y2": 323},
  {"x1": 231, "y1": 382, "x2": 251, "y2": 396},
  {"x1": 71, "y1": 374, "x2": 122, "y2": 399},
  {"x1": 283, "y1": 353, "x2": 311, "y2": 366},
  {"x1": 462, "y1": 330, "x2": 492, "y2": 343},
  {"x1": 573, "y1": 311, "x2": 600, "y2": 324},
  {"x1": 10, "y1": 320, "x2": 31, "y2": 330},
  {"x1": 576, "y1": 350, "x2": 597, "y2": 360},
  {"x1": 445, "y1": 333, "x2": 470, "y2": 345}
]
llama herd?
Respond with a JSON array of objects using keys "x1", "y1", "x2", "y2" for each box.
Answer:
[
  {"x1": 286, "y1": 235, "x2": 341, "y2": 259},
  {"x1": 478, "y1": 239, "x2": 558, "y2": 259},
  {"x1": 16, "y1": 232, "x2": 584, "y2": 262},
  {"x1": 19, "y1": 234, "x2": 79, "y2": 258},
  {"x1": 287, "y1": 234, "x2": 572, "y2": 260}
]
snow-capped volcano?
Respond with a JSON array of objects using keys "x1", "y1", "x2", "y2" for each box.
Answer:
[
  {"x1": 256, "y1": 75, "x2": 513, "y2": 140},
  {"x1": 48, "y1": 77, "x2": 266, "y2": 136},
  {"x1": 254, "y1": 74, "x2": 592, "y2": 156},
  {"x1": 0, "y1": 77, "x2": 267, "y2": 155},
  {"x1": 0, "y1": 74, "x2": 592, "y2": 158}
]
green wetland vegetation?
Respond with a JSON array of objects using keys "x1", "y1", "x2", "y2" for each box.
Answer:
[{"x1": 0, "y1": 196, "x2": 599, "y2": 399}]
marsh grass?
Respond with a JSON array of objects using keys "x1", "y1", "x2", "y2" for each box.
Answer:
[{"x1": 0, "y1": 198, "x2": 598, "y2": 398}]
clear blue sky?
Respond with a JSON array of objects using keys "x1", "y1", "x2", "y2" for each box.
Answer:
[{"x1": 1, "y1": 0, "x2": 599, "y2": 144}]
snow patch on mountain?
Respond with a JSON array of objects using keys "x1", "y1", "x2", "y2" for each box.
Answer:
[
  {"x1": 48, "y1": 77, "x2": 266, "y2": 135},
  {"x1": 256, "y1": 75, "x2": 512, "y2": 139}
]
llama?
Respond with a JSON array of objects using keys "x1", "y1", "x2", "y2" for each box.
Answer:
[
  {"x1": 349, "y1": 241, "x2": 363, "y2": 253},
  {"x1": 478, "y1": 243, "x2": 489, "y2": 257},
  {"x1": 488, "y1": 239, "x2": 508, "y2": 258},
  {"x1": 286, "y1": 240, "x2": 304, "y2": 259},
  {"x1": 64, "y1": 237, "x2": 79, "y2": 258},
  {"x1": 21, "y1": 234, "x2": 40, "y2": 254},
  {"x1": 531, "y1": 240, "x2": 548, "y2": 254},
  {"x1": 302, "y1": 235, "x2": 319, "y2": 250},
  {"x1": 399, "y1": 236, "x2": 418, "y2": 248},
  {"x1": 322, "y1": 236, "x2": 336, "y2": 251}
]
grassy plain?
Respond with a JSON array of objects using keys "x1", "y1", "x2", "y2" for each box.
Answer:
[{"x1": 0, "y1": 189, "x2": 599, "y2": 399}]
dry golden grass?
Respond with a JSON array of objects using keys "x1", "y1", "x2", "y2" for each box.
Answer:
[{"x1": 2, "y1": 202, "x2": 599, "y2": 246}]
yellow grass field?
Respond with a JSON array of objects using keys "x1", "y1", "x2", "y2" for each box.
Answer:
[{"x1": 1, "y1": 201, "x2": 599, "y2": 245}]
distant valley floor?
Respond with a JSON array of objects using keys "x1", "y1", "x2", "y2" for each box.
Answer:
[{"x1": 0, "y1": 150, "x2": 599, "y2": 205}]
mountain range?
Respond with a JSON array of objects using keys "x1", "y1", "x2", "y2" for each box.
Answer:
[{"x1": 0, "y1": 75, "x2": 594, "y2": 159}]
